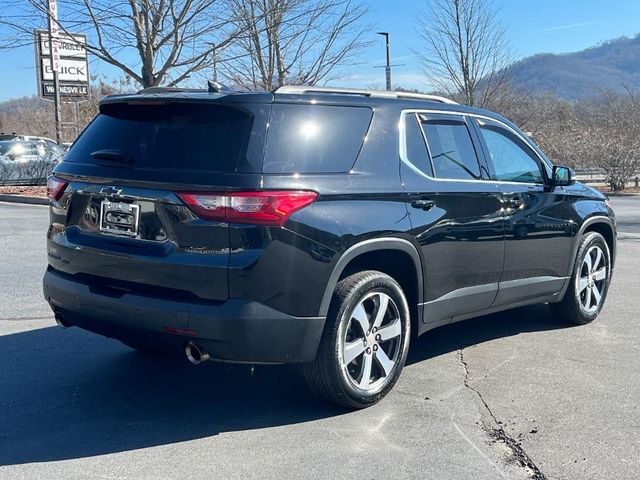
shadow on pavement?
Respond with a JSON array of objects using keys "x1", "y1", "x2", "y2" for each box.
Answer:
[
  {"x1": 0, "y1": 326, "x2": 342, "y2": 466},
  {"x1": 408, "y1": 303, "x2": 571, "y2": 365},
  {"x1": 0, "y1": 303, "x2": 569, "y2": 466}
]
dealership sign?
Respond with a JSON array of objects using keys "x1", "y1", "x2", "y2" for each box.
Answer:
[{"x1": 35, "y1": 29, "x2": 89, "y2": 98}]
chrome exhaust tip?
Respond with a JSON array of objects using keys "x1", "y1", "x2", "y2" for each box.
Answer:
[
  {"x1": 54, "y1": 312, "x2": 71, "y2": 329},
  {"x1": 185, "y1": 342, "x2": 210, "y2": 365}
]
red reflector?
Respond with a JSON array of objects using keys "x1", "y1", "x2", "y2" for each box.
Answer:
[
  {"x1": 47, "y1": 175, "x2": 68, "y2": 201},
  {"x1": 176, "y1": 191, "x2": 318, "y2": 226},
  {"x1": 163, "y1": 326, "x2": 199, "y2": 336}
]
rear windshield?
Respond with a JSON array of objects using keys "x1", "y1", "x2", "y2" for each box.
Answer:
[
  {"x1": 263, "y1": 104, "x2": 373, "y2": 173},
  {"x1": 65, "y1": 103, "x2": 252, "y2": 172}
]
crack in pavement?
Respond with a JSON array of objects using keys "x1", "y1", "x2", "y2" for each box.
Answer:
[{"x1": 458, "y1": 348, "x2": 547, "y2": 480}]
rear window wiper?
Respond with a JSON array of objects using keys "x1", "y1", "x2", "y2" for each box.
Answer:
[{"x1": 90, "y1": 149, "x2": 133, "y2": 164}]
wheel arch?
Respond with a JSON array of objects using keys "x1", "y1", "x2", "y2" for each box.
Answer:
[
  {"x1": 556, "y1": 215, "x2": 616, "y2": 302},
  {"x1": 581, "y1": 219, "x2": 616, "y2": 270},
  {"x1": 575, "y1": 216, "x2": 616, "y2": 270},
  {"x1": 318, "y1": 238, "x2": 424, "y2": 327}
]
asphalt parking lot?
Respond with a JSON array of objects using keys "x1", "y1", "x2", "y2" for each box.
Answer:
[{"x1": 0, "y1": 197, "x2": 639, "y2": 480}]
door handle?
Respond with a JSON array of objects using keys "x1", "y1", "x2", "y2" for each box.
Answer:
[{"x1": 411, "y1": 199, "x2": 435, "y2": 211}]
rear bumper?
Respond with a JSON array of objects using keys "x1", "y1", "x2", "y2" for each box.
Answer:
[{"x1": 43, "y1": 269, "x2": 325, "y2": 363}]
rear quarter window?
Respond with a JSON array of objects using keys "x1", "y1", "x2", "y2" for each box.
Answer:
[{"x1": 263, "y1": 104, "x2": 373, "y2": 174}]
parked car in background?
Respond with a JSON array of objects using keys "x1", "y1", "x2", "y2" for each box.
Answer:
[{"x1": 0, "y1": 135, "x2": 65, "y2": 184}]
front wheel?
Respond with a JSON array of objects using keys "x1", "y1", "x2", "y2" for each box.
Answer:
[
  {"x1": 303, "y1": 271, "x2": 411, "y2": 408},
  {"x1": 550, "y1": 231, "x2": 612, "y2": 325}
]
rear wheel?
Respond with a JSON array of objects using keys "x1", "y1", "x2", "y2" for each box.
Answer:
[
  {"x1": 303, "y1": 271, "x2": 411, "y2": 408},
  {"x1": 550, "y1": 232, "x2": 611, "y2": 325}
]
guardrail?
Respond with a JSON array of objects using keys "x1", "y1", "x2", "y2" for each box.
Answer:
[{"x1": 575, "y1": 174, "x2": 640, "y2": 188}]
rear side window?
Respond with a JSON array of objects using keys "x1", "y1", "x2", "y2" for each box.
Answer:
[
  {"x1": 422, "y1": 120, "x2": 481, "y2": 180},
  {"x1": 65, "y1": 103, "x2": 252, "y2": 172},
  {"x1": 263, "y1": 104, "x2": 372, "y2": 173}
]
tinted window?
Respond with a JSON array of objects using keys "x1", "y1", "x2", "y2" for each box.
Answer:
[
  {"x1": 479, "y1": 125, "x2": 543, "y2": 183},
  {"x1": 422, "y1": 120, "x2": 481, "y2": 180},
  {"x1": 0, "y1": 141, "x2": 15, "y2": 156},
  {"x1": 263, "y1": 104, "x2": 372, "y2": 173},
  {"x1": 0, "y1": 141, "x2": 43, "y2": 158},
  {"x1": 23, "y1": 142, "x2": 44, "y2": 156},
  {"x1": 404, "y1": 114, "x2": 433, "y2": 176},
  {"x1": 65, "y1": 103, "x2": 252, "y2": 172}
]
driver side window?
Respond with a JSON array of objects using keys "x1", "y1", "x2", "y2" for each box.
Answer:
[{"x1": 478, "y1": 124, "x2": 543, "y2": 183}]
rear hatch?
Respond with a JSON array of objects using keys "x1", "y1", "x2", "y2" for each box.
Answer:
[{"x1": 48, "y1": 96, "x2": 269, "y2": 302}]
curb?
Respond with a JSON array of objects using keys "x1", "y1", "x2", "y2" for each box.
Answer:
[{"x1": 0, "y1": 194, "x2": 49, "y2": 206}]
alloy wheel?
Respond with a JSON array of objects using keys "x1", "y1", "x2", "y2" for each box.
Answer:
[
  {"x1": 576, "y1": 245, "x2": 607, "y2": 314},
  {"x1": 339, "y1": 291, "x2": 403, "y2": 393}
]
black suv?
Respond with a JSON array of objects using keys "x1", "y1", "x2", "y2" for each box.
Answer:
[{"x1": 44, "y1": 85, "x2": 616, "y2": 408}]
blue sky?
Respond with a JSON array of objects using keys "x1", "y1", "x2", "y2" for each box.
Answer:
[{"x1": 0, "y1": 0, "x2": 639, "y2": 100}]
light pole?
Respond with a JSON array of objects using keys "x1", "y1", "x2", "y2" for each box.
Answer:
[{"x1": 377, "y1": 32, "x2": 391, "y2": 91}]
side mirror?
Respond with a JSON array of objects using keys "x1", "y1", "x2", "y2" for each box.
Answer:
[{"x1": 551, "y1": 165, "x2": 575, "y2": 187}]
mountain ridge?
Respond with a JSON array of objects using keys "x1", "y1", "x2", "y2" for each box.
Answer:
[{"x1": 506, "y1": 34, "x2": 640, "y2": 100}]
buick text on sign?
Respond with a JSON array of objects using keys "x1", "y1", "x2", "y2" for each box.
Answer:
[{"x1": 41, "y1": 58, "x2": 88, "y2": 83}]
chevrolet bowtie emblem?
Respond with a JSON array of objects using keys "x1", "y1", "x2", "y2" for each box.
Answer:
[{"x1": 100, "y1": 186, "x2": 123, "y2": 196}]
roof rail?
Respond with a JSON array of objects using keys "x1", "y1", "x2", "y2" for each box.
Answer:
[{"x1": 274, "y1": 85, "x2": 458, "y2": 104}]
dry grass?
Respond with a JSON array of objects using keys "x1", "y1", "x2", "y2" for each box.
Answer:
[{"x1": 0, "y1": 186, "x2": 47, "y2": 197}]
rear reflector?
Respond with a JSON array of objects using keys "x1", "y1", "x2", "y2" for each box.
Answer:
[
  {"x1": 176, "y1": 191, "x2": 318, "y2": 226},
  {"x1": 163, "y1": 326, "x2": 199, "y2": 336},
  {"x1": 47, "y1": 175, "x2": 68, "y2": 201}
]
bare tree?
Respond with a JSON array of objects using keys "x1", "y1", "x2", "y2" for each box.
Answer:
[
  {"x1": 497, "y1": 89, "x2": 640, "y2": 191},
  {"x1": 590, "y1": 127, "x2": 640, "y2": 191},
  {"x1": 415, "y1": 0, "x2": 513, "y2": 107},
  {"x1": 574, "y1": 92, "x2": 640, "y2": 191},
  {"x1": 222, "y1": 0, "x2": 370, "y2": 90},
  {"x1": 1, "y1": 0, "x2": 246, "y2": 88}
]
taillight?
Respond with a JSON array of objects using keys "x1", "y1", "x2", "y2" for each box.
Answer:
[
  {"x1": 176, "y1": 191, "x2": 318, "y2": 226},
  {"x1": 47, "y1": 175, "x2": 68, "y2": 201}
]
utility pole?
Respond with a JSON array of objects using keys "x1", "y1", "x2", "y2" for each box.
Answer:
[
  {"x1": 47, "y1": 0, "x2": 62, "y2": 144},
  {"x1": 377, "y1": 32, "x2": 391, "y2": 91}
]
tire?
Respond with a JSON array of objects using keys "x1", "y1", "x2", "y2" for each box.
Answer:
[
  {"x1": 303, "y1": 270, "x2": 411, "y2": 409},
  {"x1": 550, "y1": 232, "x2": 611, "y2": 325}
]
